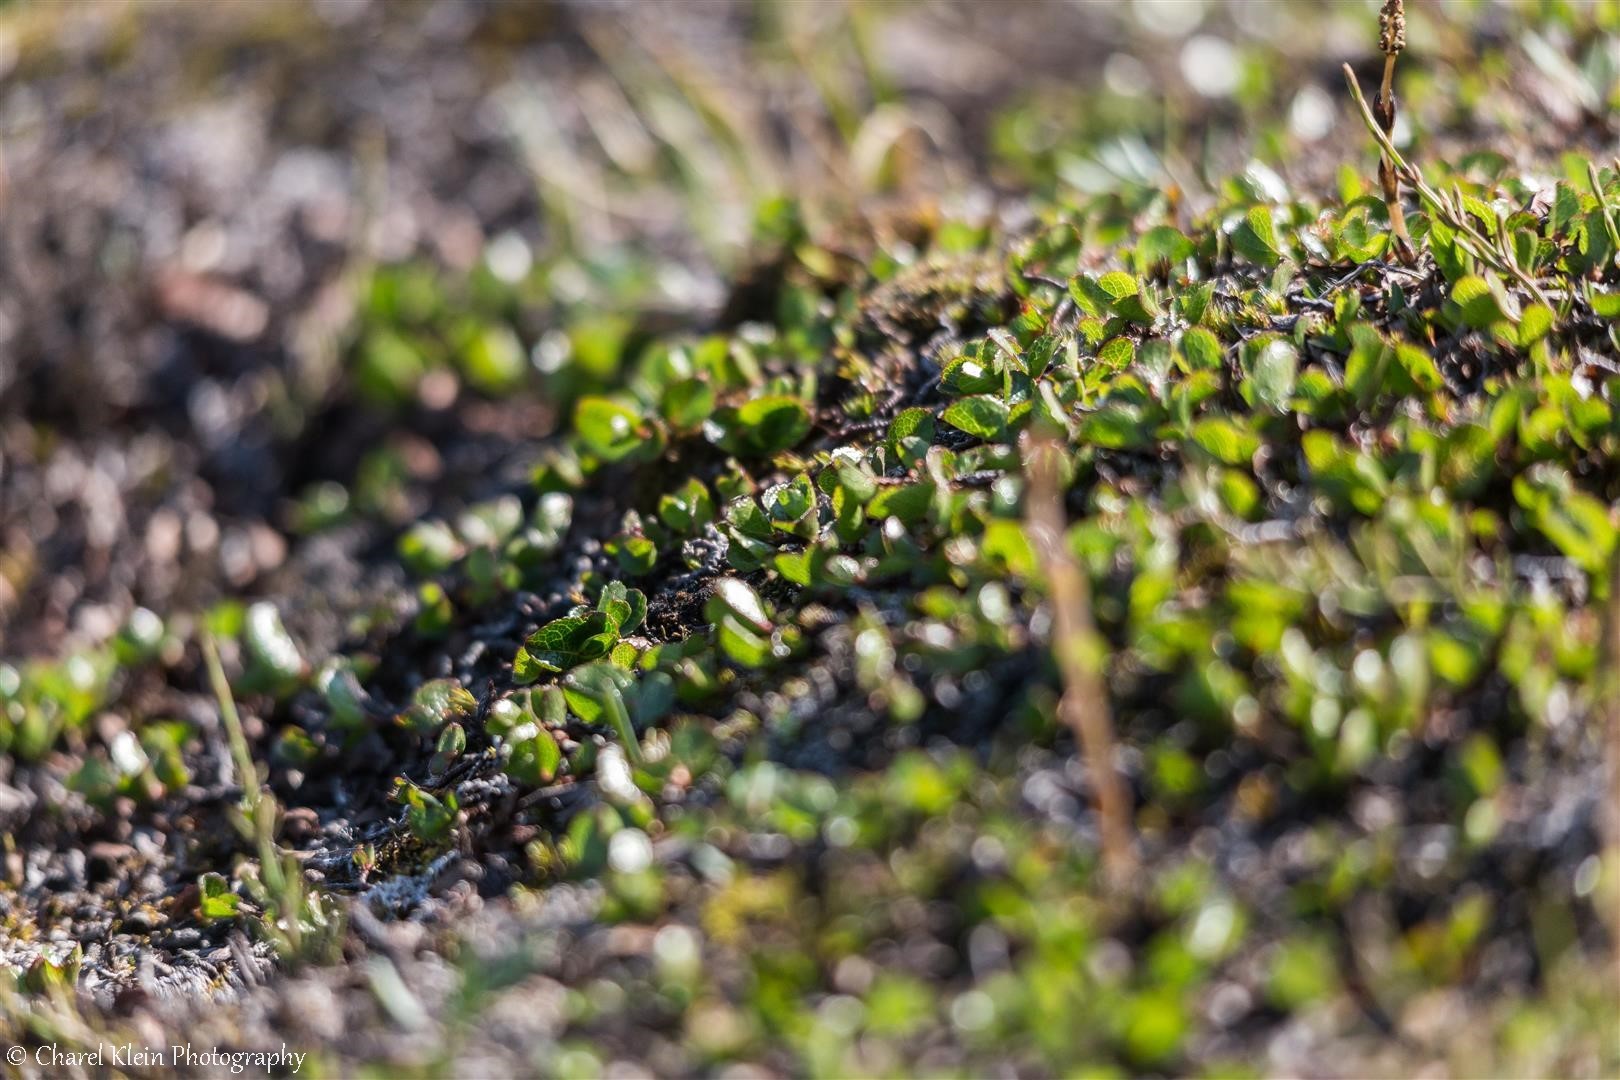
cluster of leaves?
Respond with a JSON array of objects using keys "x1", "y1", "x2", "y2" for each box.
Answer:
[
  {"x1": 306, "y1": 139, "x2": 1620, "y2": 1072},
  {"x1": 352, "y1": 262, "x2": 537, "y2": 406},
  {"x1": 2, "y1": 599, "x2": 316, "y2": 802},
  {"x1": 398, "y1": 492, "x2": 574, "y2": 634},
  {"x1": 519, "y1": 749, "x2": 1512, "y2": 1074}
]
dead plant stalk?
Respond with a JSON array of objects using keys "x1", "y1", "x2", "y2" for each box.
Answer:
[
  {"x1": 1606, "y1": 546, "x2": 1620, "y2": 998},
  {"x1": 1376, "y1": 0, "x2": 1415, "y2": 263},
  {"x1": 1023, "y1": 435, "x2": 1136, "y2": 886}
]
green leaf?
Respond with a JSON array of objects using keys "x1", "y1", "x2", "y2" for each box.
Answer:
[
  {"x1": 1333, "y1": 209, "x2": 1388, "y2": 263},
  {"x1": 1177, "y1": 281, "x2": 1215, "y2": 326},
  {"x1": 1136, "y1": 226, "x2": 1195, "y2": 274},
  {"x1": 561, "y1": 664, "x2": 626, "y2": 727},
  {"x1": 658, "y1": 477, "x2": 716, "y2": 534},
  {"x1": 1122, "y1": 990, "x2": 1189, "y2": 1067},
  {"x1": 1023, "y1": 332, "x2": 1061, "y2": 378},
  {"x1": 1518, "y1": 304, "x2": 1556, "y2": 346},
  {"x1": 506, "y1": 728, "x2": 563, "y2": 786},
  {"x1": 574, "y1": 396, "x2": 648, "y2": 462},
  {"x1": 867, "y1": 482, "x2": 935, "y2": 524},
  {"x1": 1096, "y1": 336, "x2": 1136, "y2": 371},
  {"x1": 1189, "y1": 416, "x2": 1260, "y2": 466},
  {"x1": 940, "y1": 352, "x2": 1002, "y2": 396},
  {"x1": 624, "y1": 671, "x2": 675, "y2": 729},
  {"x1": 564, "y1": 663, "x2": 647, "y2": 760},
  {"x1": 715, "y1": 617, "x2": 773, "y2": 668},
  {"x1": 513, "y1": 612, "x2": 619, "y2": 682},
  {"x1": 705, "y1": 577, "x2": 777, "y2": 666},
  {"x1": 1460, "y1": 193, "x2": 1498, "y2": 237},
  {"x1": 1427, "y1": 216, "x2": 1470, "y2": 282},
  {"x1": 317, "y1": 660, "x2": 370, "y2": 731},
  {"x1": 1241, "y1": 337, "x2": 1298, "y2": 412},
  {"x1": 1514, "y1": 467, "x2": 1616, "y2": 575},
  {"x1": 355, "y1": 328, "x2": 428, "y2": 405},
  {"x1": 1072, "y1": 271, "x2": 1157, "y2": 324},
  {"x1": 765, "y1": 474, "x2": 820, "y2": 538},
  {"x1": 1428, "y1": 631, "x2": 1485, "y2": 687},
  {"x1": 941, "y1": 395, "x2": 1010, "y2": 440},
  {"x1": 708, "y1": 577, "x2": 771, "y2": 633},
  {"x1": 243, "y1": 601, "x2": 305, "y2": 689},
  {"x1": 827, "y1": 455, "x2": 878, "y2": 504},
  {"x1": 1178, "y1": 327, "x2": 1223, "y2": 371},
  {"x1": 1068, "y1": 274, "x2": 1104, "y2": 317},
  {"x1": 774, "y1": 548, "x2": 814, "y2": 586},
  {"x1": 725, "y1": 495, "x2": 774, "y2": 540},
  {"x1": 662, "y1": 378, "x2": 717, "y2": 431},
  {"x1": 1512, "y1": 228, "x2": 1541, "y2": 273},
  {"x1": 429, "y1": 721, "x2": 466, "y2": 775},
  {"x1": 819, "y1": 554, "x2": 861, "y2": 587},
  {"x1": 1549, "y1": 181, "x2": 1582, "y2": 237},
  {"x1": 1097, "y1": 271, "x2": 1139, "y2": 302},
  {"x1": 197, "y1": 872, "x2": 240, "y2": 922},
  {"x1": 608, "y1": 534, "x2": 658, "y2": 576},
  {"x1": 398, "y1": 781, "x2": 457, "y2": 843},
  {"x1": 1217, "y1": 468, "x2": 1261, "y2": 519},
  {"x1": 708, "y1": 395, "x2": 812, "y2": 457},
  {"x1": 1302, "y1": 430, "x2": 1387, "y2": 515},
  {"x1": 459, "y1": 323, "x2": 527, "y2": 394},
  {"x1": 887, "y1": 407, "x2": 935, "y2": 453},
  {"x1": 1077, "y1": 405, "x2": 1149, "y2": 450},
  {"x1": 1394, "y1": 343, "x2": 1443, "y2": 392},
  {"x1": 596, "y1": 581, "x2": 648, "y2": 636},
  {"x1": 399, "y1": 678, "x2": 478, "y2": 735},
  {"x1": 1232, "y1": 206, "x2": 1282, "y2": 268},
  {"x1": 459, "y1": 496, "x2": 523, "y2": 547},
  {"x1": 980, "y1": 519, "x2": 1037, "y2": 578},
  {"x1": 516, "y1": 493, "x2": 573, "y2": 562},
  {"x1": 1451, "y1": 275, "x2": 1509, "y2": 329},
  {"x1": 1343, "y1": 325, "x2": 1391, "y2": 407},
  {"x1": 1267, "y1": 936, "x2": 1340, "y2": 1009}
]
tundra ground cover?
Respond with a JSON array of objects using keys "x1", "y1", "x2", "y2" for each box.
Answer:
[{"x1": 1, "y1": 1, "x2": 1618, "y2": 1076}]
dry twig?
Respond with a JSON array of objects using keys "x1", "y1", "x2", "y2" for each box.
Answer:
[
  {"x1": 1605, "y1": 547, "x2": 1620, "y2": 999},
  {"x1": 1023, "y1": 434, "x2": 1136, "y2": 886}
]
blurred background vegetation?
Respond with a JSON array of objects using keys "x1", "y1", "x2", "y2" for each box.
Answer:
[{"x1": 3, "y1": 0, "x2": 1614, "y2": 645}]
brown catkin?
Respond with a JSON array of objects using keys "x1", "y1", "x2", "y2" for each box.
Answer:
[{"x1": 1379, "y1": 0, "x2": 1406, "y2": 56}]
